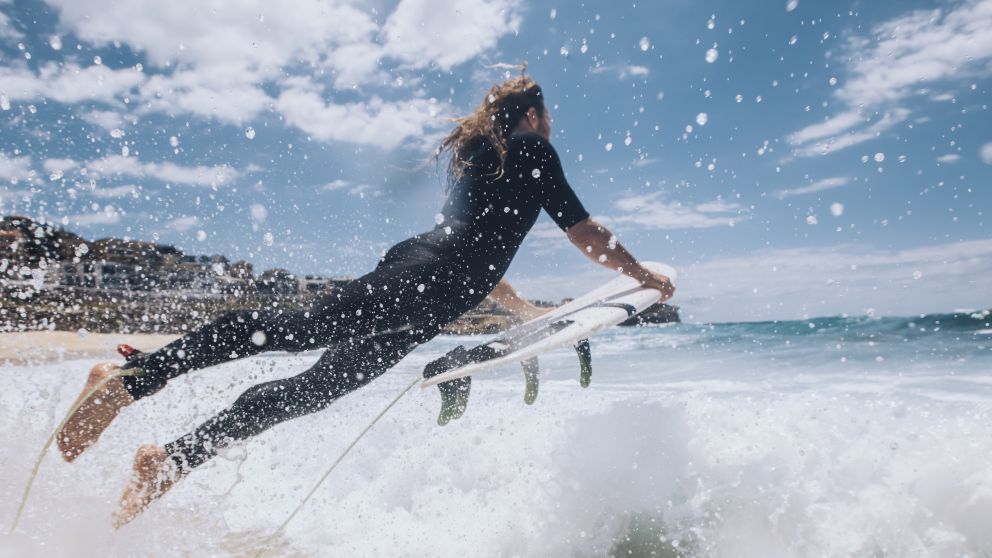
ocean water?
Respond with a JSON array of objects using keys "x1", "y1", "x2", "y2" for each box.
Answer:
[{"x1": 1, "y1": 312, "x2": 991, "y2": 557}]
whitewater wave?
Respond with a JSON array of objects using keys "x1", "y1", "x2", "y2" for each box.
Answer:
[{"x1": 2, "y1": 316, "x2": 991, "y2": 556}]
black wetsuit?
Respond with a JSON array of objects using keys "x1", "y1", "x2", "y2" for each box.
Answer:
[{"x1": 122, "y1": 131, "x2": 589, "y2": 473}]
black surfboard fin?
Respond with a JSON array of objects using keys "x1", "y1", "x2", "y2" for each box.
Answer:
[
  {"x1": 575, "y1": 339, "x2": 592, "y2": 388},
  {"x1": 522, "y1": 357, "x2": 539, "y2": 405}
]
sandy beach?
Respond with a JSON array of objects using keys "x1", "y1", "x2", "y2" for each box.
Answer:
[{"x1": 0, "y1": 331, "x2": 178, "y2": 366}]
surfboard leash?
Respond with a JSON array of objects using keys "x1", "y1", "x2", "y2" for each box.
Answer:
[{"x1": 253, "y1": 374, "x2": 420, "y2": 558}]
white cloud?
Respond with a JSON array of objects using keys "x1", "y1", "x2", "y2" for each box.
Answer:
[
  {"x1": 84, "y1": 155, "x2": 238, "y2": 187},
  {"x1": 0, "y1": 9, "x2": 22, "y2": 41},
  {"x1": 787, "y1": 0, "x2": 992, "y2": 158},
  {"x1": 590, "y1": 64, "x2": 650, "y2": 79},
  {"x1": 609, "y1": 192, "x2": 746, "y2": 229},
  {"x1": 32, "y1": 0, "x2": 520, "y2": 142},
  {"x1": 789, "y1": 108, "x2": 909, "y2": 158},
  {"x1": 381, "y1": 0, "x2": 522, "y2": 70},
  {"x1": 89, "y1": 184, "x2": 140, "y2": 198},
  {"x1": 80, "y1": 109, "x2": 129, "y2": 131},
  {"x1": 276, "y1": 87, "x2": 444, "y2": 150},
  {"x1": 166, "y1": 215, "x2": 200, "y2": 232},
  {"x1": 776, "y1": 177, "x2": 850, "y2": 199},
  {"x1": 321, "y1": 179, "x2": 351, "y2": 191},
  {"x1": 0, "y1": 63, "x2": 144, "y2": 105},
  {"x1": 68, "y1": 205, "x2": 122, "y2": 226},
  {"x1": 0, "y1": 151, "x2": 32, "y2": 183},
  {"x1": 320, "y1": 178, "x2": 381, "y2": 197},
  {"x1": 936, "y1": 153, "x2": 961, "y2": 164},
  {"x1": 981, "y1": 142, "x2": 992, "y2": 164},
  {"x1": 836, "y1": 1, "x2": 992, "y2": 108},
  {"x1": 138, "y1": 70, "x2": 270, "y2": 124}
]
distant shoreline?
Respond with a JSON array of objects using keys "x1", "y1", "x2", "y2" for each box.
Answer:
[{"x1": 0, "y1": 331, "x2": 179, "y2": 366}]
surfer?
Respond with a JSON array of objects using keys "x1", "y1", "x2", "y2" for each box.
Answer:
[{"x1": 55, "y1": 75, "x2": 675, "y2": 527}]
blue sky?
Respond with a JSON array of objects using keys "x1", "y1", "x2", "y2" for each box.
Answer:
[{"x1": 1, "y1": 0, "x2": 989, "y2": 321}]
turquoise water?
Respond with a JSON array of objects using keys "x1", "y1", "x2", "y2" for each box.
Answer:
[{"x1": 2, "y1": 311, "x2": 991, "y2": 556}]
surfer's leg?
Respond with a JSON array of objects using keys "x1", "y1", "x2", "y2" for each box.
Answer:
[
  {"x1": 165, "y1": 330, "x2": 425, "y2": 473},
  {"x1": 57, "y1": 307, "x2": 324, "y2": 462},
  {"x1": 113, "y1": 331, "x2": 425, "y2": 526},
  {"x1": 119, "y1": 307, "x2": 326, "y2": 400},
  {"x1": 117, "y1": 269, "x2": 417, "y2": 402}
]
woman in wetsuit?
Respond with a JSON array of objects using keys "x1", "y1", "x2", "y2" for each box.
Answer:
[{"x1": 55, "y1": 76, "x2": 674, "y2": 526}]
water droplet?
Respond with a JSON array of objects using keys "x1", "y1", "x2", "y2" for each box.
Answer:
[
  {"x1": 531, "y1": 168, "x2": 541, "y2": 178},
  {"x1": 639, "y1": 37, "x2": 650, "y2": 51},
  {"x1": 196, "y1": 230, "x2": 207, "y2": 241},
  {"x1": 49, "y1": 35, "x2": 62, "y2": 51},
  {"x1": 549, "y1": 8, "x2": 557, "y2": 20},
  {"x1": 0, "y1": 95, "x2": 9, "y2": 111},
  {"x1": 873, "y1": 152, "x2": 885, "y2": 163},
  {"x1": 623, "y1": 136, "x2": 632, "y2": 146},
  {"x1": 696, "y1": 113, "x2": 708, "y2": 126},
  {"x1": 705, "y1": 48, "x2": 719, "y2": 63},
  {"x1": 434, "y1": 213, "x2": 445, "y2": 225},
  {"x1": 49, "y1": 170, "x2": 64, "y2": 181},
  {"x1": 580, "y1": 43, "x2": 588, "y2": 54},
  {"x1": 829, "y1": 77, "x2": 838, "y2": 86},
  {"x1": 806, "y1": 215, "x2": 818, "y2": 225},
  {"x1": 604, "y1": 142, "x2": 613, "y2": 151},
  {"x1": 560, "y1": 46, "x2": 569, "y2": 56},
  {"x1": 735, "y1": 94, "x2": 743, "y2": 103},
  {"x1": 251, "y1": 331, "x2": 267, "y2": 346},
  {"x1": 28, "y1": 104, "x2": 36, "y2": 114},
  {"x1": 110, "y1": 128, "x2": 124, "y2": 138},
  {"x1": 417, "y1": 284, "x2": 426, "y2": 293},
  {"x1": 830, "y1": 202, "x2": 844, "y2": 217},
  {"x1": 786, "y1": 0, "x2": 799, "y2": 12},
  {"x1": 169, "y1": 136, "x2": 179, "y2": 147},
  {"x1": 912, "y1": 270, "x2": 922, "y2": 280},
  {"x1": 245, "y1": 127, "x2": 256, "y2": 139},
  {"x1": 263, "y1": 232, "x2": 274, "y2": 246},
  {"x1": 93, "y1": 55, "x2": 102, "y2": 65},
  {"x1": 788, "y1": 35, "x2": 798, "y2": 46},
  {"x1": 121, "y1": 145, "x2": 129, "y2": 157},
  {"x1": 707, "y1": 18, "x2": 715, "y2": 30}
]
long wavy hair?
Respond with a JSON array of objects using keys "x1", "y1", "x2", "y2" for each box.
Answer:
[{"x1": 436, "y1": 76, "x2": 545, "y2": 187}]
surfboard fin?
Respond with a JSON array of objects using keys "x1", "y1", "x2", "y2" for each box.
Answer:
[
  {"x1": 522, "y1": 357, "x2": 539, "y2": 405},
  {"x1": 575, "y1": 339, "x2": 592, "y2": 388},
  {"x1": 436, "y1": 378, "x2": 470, "y2": 426},
  {"x1": 424, "y1": 345, "x2": 502, "y2": 426}
]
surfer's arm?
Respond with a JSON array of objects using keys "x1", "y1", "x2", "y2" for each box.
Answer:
[
  {"x1": 487, "y1": 279, "x2": 552, "y2": 321},
  {"x1": 566, "y1": 217, "x2": 675, "y2": 301}
]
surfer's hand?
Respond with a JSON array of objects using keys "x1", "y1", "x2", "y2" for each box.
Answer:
[{"x1": 636, "y1": 269, "x2": 675, "y2": 302}]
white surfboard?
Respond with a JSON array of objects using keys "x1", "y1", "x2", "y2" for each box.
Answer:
[{"x1": 421, "y1": 261, "x2": 676, "y2": 388}]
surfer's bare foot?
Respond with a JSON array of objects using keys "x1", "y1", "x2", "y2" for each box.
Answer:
[
  {"x1": 56, "y1": 363, "x2": 135, "y2": 462},
  {"x1": 113, "y1": 445, "x2": 178, "y2": 529}
]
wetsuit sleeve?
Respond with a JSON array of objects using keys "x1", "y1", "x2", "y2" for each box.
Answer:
[{"x1": 517, "y1": 134, "x2": 590, "y2": 231}]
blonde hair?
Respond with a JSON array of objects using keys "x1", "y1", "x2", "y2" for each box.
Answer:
[{"x1": 436, "y1": 76, "x2": 544, "y2": 186}]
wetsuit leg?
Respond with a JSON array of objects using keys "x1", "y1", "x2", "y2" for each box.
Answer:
[
  {"x1": 121, "y1": 306, "x2": 328, "y2": 400},
  {"x1": 119, "y1": 267, "x2": 428, "y2": 401},
  {"x1": 161, "y1": 329, "x2": 429, "y2": 473}
]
